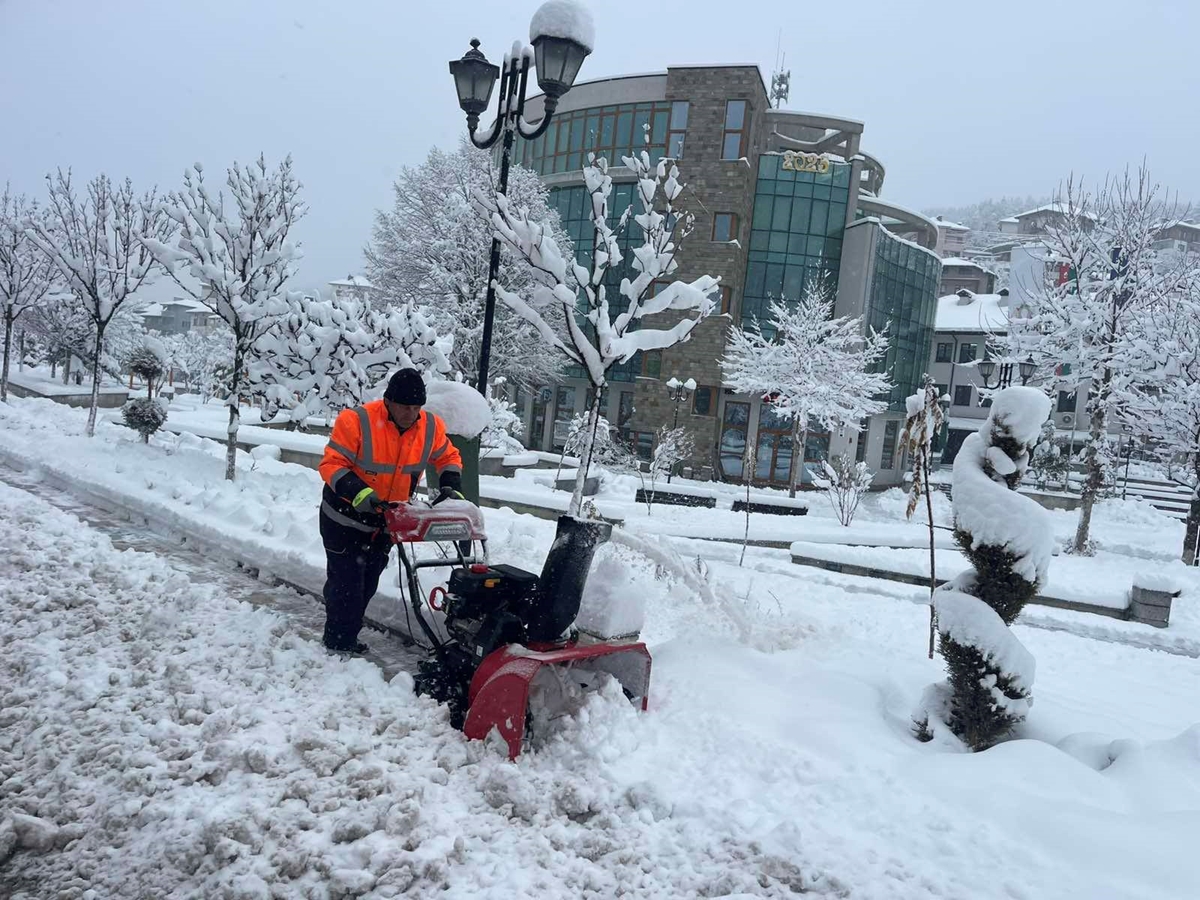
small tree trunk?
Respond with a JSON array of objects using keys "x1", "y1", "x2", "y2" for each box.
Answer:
[
  {"x1": 224, "y1": 344, "x2": 244, "y2": 481},
  {"x1": 1183, "y1": 459, "x2": 1200, "y2": 565},
  {"x1": 568, "y1": 392, "x2": 602, "y2": 516},
  {"x1": 63, "y1": 355, "x2": 72, "y2": 385},
  {"x1": 85, "y1": 328, "x2": 103, "y2": 437},
  {"x1": 1072, "y1": 401, "x2": 1106, "y2": 554},
  {"x1": 18, "y1": 330, "x2": 25, "y2": 371},
  {"x1": 788, "y1": 420, "x2": 808, "y2": 499},
  {"x1": 924, "y1": 464, "x2": 937, "y2": 659},
  {"x1": 1, "y1": 311, "x2": 13, "y2": 403}
]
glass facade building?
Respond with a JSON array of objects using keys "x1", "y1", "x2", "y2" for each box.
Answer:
[
  {"x1": 742, "y1": 154, "x2": 852, "y2": 328},
  {"x1": 515, "y1": 100, "x2": 689, "y2": 175},
  {"x1": 865, "y1": 231, "x2": 942, "y2": 410},
  {"x1": 544, "y1": 183, "x2": 646, "y2": 382}
]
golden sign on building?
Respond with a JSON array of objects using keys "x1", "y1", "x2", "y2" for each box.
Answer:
[{"x1": 780, "y1": 150, "x2": 830, "y2": 174}]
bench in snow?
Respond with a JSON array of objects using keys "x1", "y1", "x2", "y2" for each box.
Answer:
[
  {"x1": 732, "y1": 497, "x2": 809, "y2": 516},
  {"x1": 635, "y1": 486, "x2": 717, "y2": 508}
]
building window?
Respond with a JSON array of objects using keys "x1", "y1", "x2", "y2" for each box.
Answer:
[
  {"x1": 717, "y1": 285, "x2": 732, "y2": 315},
  {"x1": 718, "y1": 401, "x2": 750, "y2": 478},
  {"x1": 667, "y1": 100, "x2": 688, "y2": 158},
  {"x1": 632, "y1": 431, "x2": 654, "y2": 461},
  {"x1": 958, "y1": 343, "x2": 978, "y2": 364},
  {"x1": 641, "y1": 349, "x2": 662, "y2": 379},
  {"x1": 618, "y1": 391, "x2": 634, "y2": 428},
  {"x1": 692, "y1": 386, "x2": 713, "y2": 416},
  {"x1": 880, "y1": 420, "x2": 899, "y2": 470},
  {"x1": 935, "y1": 342, "x2": 953, "y2": 363},
  {"x1": 712, "y1": 213, "x2": 737, "y2": 242},
  {"x1": 855, "y1": 418, "x2": 870, "y2": 463},
  {"x1": 953, "y1": 385, "x2": 973, "y2": 407},
  {"x1": 721, "y1": 99, "x2": 748, "y2": 160},
  {"x1": 1057, "y1": 390, "x2": 1077, "y2": 413}
]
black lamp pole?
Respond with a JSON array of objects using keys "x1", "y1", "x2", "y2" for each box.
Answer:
[
  {"x1": 449, "y1": 25, "x2": 591, "y2": 396},
  {"x1": 976, "y1": 355, "x2": 1036, "y2": 390}
]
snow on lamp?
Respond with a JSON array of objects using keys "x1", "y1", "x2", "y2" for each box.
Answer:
[{"x1": 529, "y1": 0, "x2": 593, "y2": 111}]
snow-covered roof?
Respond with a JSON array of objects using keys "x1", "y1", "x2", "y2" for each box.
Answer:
[
  {"x1": 328, "y1": 275, "x2": 373, "y2": 288},
  {"x1": 935, "y1": 292, "x2": 1010, "y2": 333},
  {"x1": 940, "y1": 257, "x2": 989, "y2": 268},
  {"x1": 1012, "y1": 202, "x2": 1095, "y2": 222},
  {"x1": 999, "y1": 216, "x2": 1019, "y2": 224},
  {"x1": 934, "y1": 217, "x2": 970, "y2": 231}
]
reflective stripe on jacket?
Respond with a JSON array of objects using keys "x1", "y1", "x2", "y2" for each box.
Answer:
[{"x1": 319, "y1": 401, "x2": 463, "y2": 512}]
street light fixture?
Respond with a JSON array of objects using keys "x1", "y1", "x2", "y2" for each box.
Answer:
[
  {"x1": 664, "y1": 376, "x2": 695, "y2": 482},
  {"x1": 448, "y1": 1, "x2": 593, "y2": 396},
  {"x1": 976, "y1": 355, "x2": 1036, "y2": 389}
]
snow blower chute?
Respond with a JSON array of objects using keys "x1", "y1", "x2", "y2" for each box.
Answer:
[{"x1": 384, "y1": 501, "x2": 651, "y2": 758}]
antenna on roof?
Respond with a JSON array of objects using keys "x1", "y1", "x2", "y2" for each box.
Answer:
[{"x1": 769, "y1": 29, "x2": 790, "y2": 109}]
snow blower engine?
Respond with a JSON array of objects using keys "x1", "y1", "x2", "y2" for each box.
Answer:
[{"x1": 384, "y1": 501, "x2": 651, "y2": 758}]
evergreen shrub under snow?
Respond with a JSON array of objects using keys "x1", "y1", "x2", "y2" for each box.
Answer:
[{"x1": 915, "y1": 386, "x2": 1053, "y2": 750}]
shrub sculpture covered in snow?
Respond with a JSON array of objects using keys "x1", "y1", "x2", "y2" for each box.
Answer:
[
  {"x1": 917, "y1": 386, "x2": 1053, "y2": 750},
  {"x1": 121, "y1": 398, "x2": 167, "y2": 443}
]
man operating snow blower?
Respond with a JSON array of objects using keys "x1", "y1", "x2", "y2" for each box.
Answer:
[{"x1": 317, "y1": 368, "x2": 463, "y2": 653}]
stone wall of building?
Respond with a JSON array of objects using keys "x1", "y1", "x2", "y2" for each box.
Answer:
[{"x1": 622, "y1": 66, "x2": 770, "y2": 475}]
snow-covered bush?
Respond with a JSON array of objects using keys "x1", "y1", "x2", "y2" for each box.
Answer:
[
  {"x1": 1028, "y1": 420, "x2": 1070, "y2": 490},
  {"x1": 482, "y1": 380, "x2": 525, "y2": 454},
  {"x1": 639, "y1": 425, "x2": 695, "y2": 514},
  {"x1": 121, "y1": 397, "x2": 167, "y2": 443},
  {"x1": 125, "y1": 341, "x2": 166, "y2": 399},
  {"x1": 811, "y1": 454, "x2": 873, "y2": 527},
  {"x1": 161, "y1": 328, "x2": 232, "y2": 402},
  {"x1": 249, "y1": 293, "x2": 452, "y2": 427},
  {"x1": 917, "y1": 386, "x2": 1053, "y2": 750}
]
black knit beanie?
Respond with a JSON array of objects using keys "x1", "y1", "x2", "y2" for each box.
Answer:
[{"x1": 384, "y1": 368, "x2": 427, "y2": 405}]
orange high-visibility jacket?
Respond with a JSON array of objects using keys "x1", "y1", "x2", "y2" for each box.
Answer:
[{"x1": 319, "y1": 401, "x2": 462, "y2": 524}]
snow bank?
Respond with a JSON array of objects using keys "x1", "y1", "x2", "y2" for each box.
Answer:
[
  {"x1": 424, "y1": 380, "x2": 491, "y2": 438},
  {"x1": 1133, "y1": 571, "x2": 1183, "y2": 594},
  {"x1": 530, "y1": 1, "x2": 596, "y2": 54}
]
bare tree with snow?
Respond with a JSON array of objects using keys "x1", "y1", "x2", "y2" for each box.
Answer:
[
  {"x1": 722, "y1": 275, "x2": 891, "y2": 497},
  {"x1": 915, "y1": 387, "x2": 1053, "y2": 750},
  {"x1": 25, "y1": 171, "x2": 174, "y2": 435},
  {"x1": 901, "y1": 375, "x2": 947, "y2": 657},
  {"x1": 479, "y1": 147, "x2": 719, "y2": 515},
  {"x1": 365, "y1": 139, "x2": 568, "y2": 392},
  {"x1": 1007, "y1": 167, "x2": 1200, "y2": 554},
  {"x1": 143, "y1": 156, "x2": 304, "y2": 480},
  {"x1": 0, "y1": 188, "x2": 57, "y2": 403},
  {"x1": 639, "y1": 425, "x2": 695, "y2": 514},
  {"x1": 248, "y1": 293, "x2": 453, "y2": 427},
  {"x1": 811, "y1": 454, "x2": 873, "y2": 527}
]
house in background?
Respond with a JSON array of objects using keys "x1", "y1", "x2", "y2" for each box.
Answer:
[
  {"x1": 137, "y1": 298, "x2": 220, "y2": 335},
  {"x1": 328, "y1": 275, "x2": 376, "y2": 305},
  {"x1": 933, "y1": 215, "x2": 970, "y2": 257},
  {"x1": 939, "y1": 258, "x2": 996, "y2": 296}
]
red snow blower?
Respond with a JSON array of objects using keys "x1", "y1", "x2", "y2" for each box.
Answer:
[{"x1": 384, "y1": 501, "x2": 651, "y2": 758}]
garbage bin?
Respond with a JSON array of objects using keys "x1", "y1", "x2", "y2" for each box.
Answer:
[{"x1": 427, "y1": 433, "x2": 480, "y2": 506}]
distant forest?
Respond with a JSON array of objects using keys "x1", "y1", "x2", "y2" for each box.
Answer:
[{"x1": 922, "y1": 196, "x2": 1049, "y2": 233}]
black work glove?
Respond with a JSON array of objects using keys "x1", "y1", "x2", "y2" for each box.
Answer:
[{"x1": 432, "y1": 486, "x2": 465, "y2": 506}]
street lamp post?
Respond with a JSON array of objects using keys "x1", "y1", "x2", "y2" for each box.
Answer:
[
  {"x1": 448, "y1": 2, "x2": 593, "y2": 397},
  {"x1": 1120, "y1": 423, "x2": 1135, "y2": 500},
  {"x1": 976, "y1": 355, "x2": 1036, "y2": 390},
  {"x1": 664, "y1": 376, "x2": 695, "y2": 482}
]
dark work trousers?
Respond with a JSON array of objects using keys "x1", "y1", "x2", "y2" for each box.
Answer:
[{"x1": 320, "y1": 509, "x2": 393, "y2": 649}]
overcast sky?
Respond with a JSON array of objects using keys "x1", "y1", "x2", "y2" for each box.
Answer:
[{"x1": 2, "y1": 0, "x2": 1197, "y2": 296}]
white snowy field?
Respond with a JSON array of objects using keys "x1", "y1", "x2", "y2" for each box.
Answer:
[{"x1": 2, "y1": 395, "x2": 1200, "y2": 898}]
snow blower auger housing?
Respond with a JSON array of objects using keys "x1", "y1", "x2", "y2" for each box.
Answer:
[{"x1": 384, "y1": 501, "x2": 651, "y2": 758}]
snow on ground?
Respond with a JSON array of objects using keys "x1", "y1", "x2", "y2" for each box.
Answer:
[{"x1": 2, "y1": 396, "x2": 1200, "y2": 898}]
